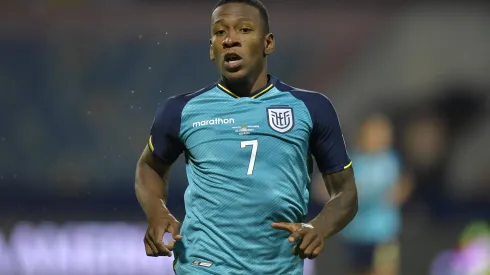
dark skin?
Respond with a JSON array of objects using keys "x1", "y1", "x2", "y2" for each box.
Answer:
[
  {"x1": 136, "y1": 2, "x2": 358, "y2": 260},
  {"x1": 135, "y1": 146, "x2": 181, "y2": 257},
  {"x1": 271, "y1": 167, "x2": 358, "y2": 259},
  {"x1": 210, "y1": 3, "x2": 275, "y2": 96}
]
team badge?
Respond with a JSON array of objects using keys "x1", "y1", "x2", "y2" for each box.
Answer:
[{"x1": 267, "y1": 106, "x2": 294, "y2": 133}]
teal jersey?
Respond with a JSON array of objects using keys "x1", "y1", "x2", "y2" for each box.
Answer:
[
  {"x1": 341, "y1": 149, "x2": 401, "y2": 244},
  {"x1": 148, "y1": 75, "x2": 351, "y2": 275}
]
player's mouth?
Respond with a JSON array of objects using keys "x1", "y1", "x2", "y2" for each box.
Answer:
[{"x1": 223, "y1": 52, "x2": 243, "y2": 71}]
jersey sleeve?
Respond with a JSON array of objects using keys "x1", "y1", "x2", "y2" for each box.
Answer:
[
  {"x1": 309, "y1": 94, "x2": 351, "y2": 174},
  {"x1": 148, "y1": 97, "x2": 185, "y2": 163}
]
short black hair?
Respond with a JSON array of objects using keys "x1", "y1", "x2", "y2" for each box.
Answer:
[{"x1": 213, "y1": 0, "x2": 270, "y2": 33}]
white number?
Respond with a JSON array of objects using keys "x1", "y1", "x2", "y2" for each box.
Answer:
[{"x1": 240, "y1": 140, "x2": 258, "y2": 175}]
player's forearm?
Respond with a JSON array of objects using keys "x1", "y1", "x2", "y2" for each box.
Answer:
[
  {"x1": 135, "y1": 161, "x2": 171, "y2": 220},
  {"x1": 310, "y1": 168, "x2": 358, "y2": 238}
]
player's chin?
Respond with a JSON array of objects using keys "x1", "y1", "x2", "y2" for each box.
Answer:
[{"x1": 221, "y1": 67, "x2": 248, "y2": 80}]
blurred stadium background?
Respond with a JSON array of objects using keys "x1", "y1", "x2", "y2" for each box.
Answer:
[{"x1": 1, "y1": 1, "x2": 489, "y2": 274}]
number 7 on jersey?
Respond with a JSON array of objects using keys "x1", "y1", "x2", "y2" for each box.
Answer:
[{"x1": 240, "y1": 140, "x2": 258, "y2": 175}]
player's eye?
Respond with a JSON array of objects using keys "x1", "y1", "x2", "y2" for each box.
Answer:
[
  {"x1": 240, "y1": 28, "x2": 252, "y2": 33},
  {"x1": 215, "y1": 30, "x2": 226, "y2": 36}
]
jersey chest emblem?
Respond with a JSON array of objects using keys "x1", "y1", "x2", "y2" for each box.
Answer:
[{"x1": 266, "y1": 106, "x2": 294, "y2": 133}]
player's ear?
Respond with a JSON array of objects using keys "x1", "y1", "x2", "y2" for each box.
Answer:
[
  {"x1": 209, "y1": 39, "x2": 215, "y2": 61},
  {"x1": 264, "y1": 33, "x2": 275, "y2": 56}
]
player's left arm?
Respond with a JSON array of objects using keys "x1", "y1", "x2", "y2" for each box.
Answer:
[
  {"x1": 311, "y1": 166, "x2": 357, "y2": 238},
  {"x1": 272, "y1": 93, "x2": 358, "y2": 259},
  {"x1": 272, "y1": 170, "x2": 357, "y2": 260}
]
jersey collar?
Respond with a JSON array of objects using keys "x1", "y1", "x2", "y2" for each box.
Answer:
[{"x1": 217, "y1": 74, "x2": 277, "y2": 99}]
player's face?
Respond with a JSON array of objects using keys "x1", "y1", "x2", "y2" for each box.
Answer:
[{"x1": 210, "y1": 3, "x2": 274, "y2": 80}]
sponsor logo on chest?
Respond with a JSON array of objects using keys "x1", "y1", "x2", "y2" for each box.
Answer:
[{"x1": 192, "y1": 117, "x2": 235, "y2": 128}]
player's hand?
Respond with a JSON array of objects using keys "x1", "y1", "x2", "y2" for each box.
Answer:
[
  {"x1": 271, "y1": 222, "x2": 324, "y2": 259},
  {"x1": 144, "y1": 213, "x2": 183, "y2": 257}
]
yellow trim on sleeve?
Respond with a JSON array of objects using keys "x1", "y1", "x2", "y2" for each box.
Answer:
[
  {"x1": 148, "y1": 135, "x2": 154, "y2": 151},
  {"x1": 344, "y1": 161, "x2": 353, "y2": 169}
]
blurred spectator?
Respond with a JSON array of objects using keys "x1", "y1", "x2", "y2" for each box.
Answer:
[
  {"x1": 340, "y1": 114, "x2": 412, "y2": 275},
  {"x1": 397, "y1": 84, "x2": 489, "y2": 217},
  {"x1": 400, "y1": 110, "x2": 448, "y2": 214}
]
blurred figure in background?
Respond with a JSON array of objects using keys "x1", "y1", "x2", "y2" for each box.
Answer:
[{"x1": 340, "y1": 114, "x2": 412, "y2": 275}]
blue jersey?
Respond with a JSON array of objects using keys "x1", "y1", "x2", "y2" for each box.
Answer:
[{"x1": 148, "y1": 75, "x2": 351, "y2": 275}]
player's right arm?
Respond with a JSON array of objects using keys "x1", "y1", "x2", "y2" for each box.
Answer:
[
  {"x1": 135, "y1": 97, "x2": 185, "y2": 257},
  {"x1": 135, "y1": 146, "x2": 181, "y2": 257}
]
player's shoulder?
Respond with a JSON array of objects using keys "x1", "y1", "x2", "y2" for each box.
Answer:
[
  {"x1": 274, "y1": 79, "x2": 335, "y2": 110},
  {"x1": 164, "y1": 82, "x2": 216, "y2": 105},
  {"x1": 156, "y1": 82, "x2": 217, "y2": 115}
]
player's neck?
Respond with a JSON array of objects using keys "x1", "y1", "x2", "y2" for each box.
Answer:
[{"x1": 220, "y1": 70, "x2": 269, "y2": 97}]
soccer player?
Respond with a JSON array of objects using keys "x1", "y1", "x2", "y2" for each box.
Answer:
[{"x1": 135, "y1": 0, "x2": 358, "y2": 274}]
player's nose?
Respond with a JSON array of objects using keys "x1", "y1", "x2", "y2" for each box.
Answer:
[{"x1": 222, "y1": 33, "x2": 240, "y2": 48}]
